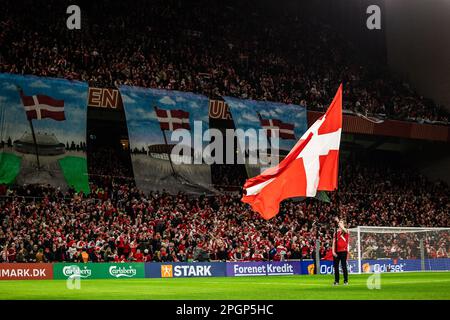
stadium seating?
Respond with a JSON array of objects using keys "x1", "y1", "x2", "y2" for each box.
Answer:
[
  {"x1": 0, "y1": 0, "x2": 448, "y2": 123},
  {"x1": 0, "y1": 0, "x2": 448, "y2": 264}
]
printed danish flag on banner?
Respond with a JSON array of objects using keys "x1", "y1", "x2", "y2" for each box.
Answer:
[
  {"x1": 242, "y1": 84, "x2": 343, "y2": 220},
  {"x1": 19, "y1": 89, "x2": 65, "y2": 121},
  {"x1": 155, "y1": 106, "x2": 190, "y2": 131},
  {"x1": 258, "y1": 114, "x2": 295, "y2": 140}
]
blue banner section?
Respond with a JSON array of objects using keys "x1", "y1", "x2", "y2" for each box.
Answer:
[
  {"x1": 143, "y1": 259, "x2": 450, "y2": 278},
  {"x1": 223, "y1": 96, "x2": 307, "y2": 152},
  {"x1": 0, "y1": 73, "x2": 89, "y2": 191},
  {"x1": 226, "y1": 261, "x2": 302, "y2": 277},
  {"x1": 300, "y1": 260, "x2": 359, "y2": 275},
  {"x1": 119, "y1": 86, "x2": 212, "y2": 194},
  {"x1": 223, "y1": 96, "x2": 307, "y2": 177},
  {"x1": 145, "y1": 262, "x2": 227, "y2": 278},
  {"x1": 360, "y1": 258, "x2": 450, "y2": 273}
]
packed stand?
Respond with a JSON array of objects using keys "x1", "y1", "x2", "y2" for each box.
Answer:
[
  {"x1": 0, "y1": 154, "x2": 448, "y2": 263},
  {"x1": 87, "y1": 146, "x2": 135, "y2": 189},
  {"x1": 0, "y1": 0, "x2": 448, "y2": 124}
]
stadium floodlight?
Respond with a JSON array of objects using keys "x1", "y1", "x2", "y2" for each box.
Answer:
[{"x1": 348, "y1": 226, "x2": 450, "y2": 274}]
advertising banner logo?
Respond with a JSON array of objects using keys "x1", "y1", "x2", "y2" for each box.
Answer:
[
  {"x1": 161, "y1": 265, "x2": 173, "y2": 278},
  {"x1": 358, "y1": 259, "x2": 450, "y2": 273},
  {"x1": 300, "y1": 260, "x2": 357, "y2": 275},
  {"x1": 299, "y1": 258, "x2": 450, "y2": 274},
  {"x1": 145, "y1": 262, "x2": 226, "y2": 278},
  {"x1": 226, "y1": 261, "x2": 301, "y2": 277},
  {"x1": 307, "y1": 263, "x2": 315, "y2": 275},
  {"x1": 62, "y1": 265, "x2": 93, "y2": 279},
  {"x1": 0, "y1": 263, "x2": 53, "y2": 280},
  {"x1": 54, "y1": 263, "x2": 144, "y2": 279},
  {"x1": 108, "y1": 265, "x2": 138, "y2": 278}
]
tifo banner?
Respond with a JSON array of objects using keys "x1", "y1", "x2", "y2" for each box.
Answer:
[
  {"x1": 0, "y1": 73, "x2": 89, "y2": 192},
  {"x1": 145, "y1": 262, "x2": 227, "y2": 278},
  {"x1": 223, "y1": 96, "x2": 307, "y2": 177},
  {"x1": 0, "y1": 263, "x2": 53, "y2": 280},
  {"x1": 226, "y1": 261, "x2": 302, "y2": 277},
  {"x1": 53, "y1": 263, "x2": 145, "y2": 279},
  {"x1": 119, "y1": 86, "x2": 212, "y2": 194},
  {"x1": 209, "y1": 99, "x2": 233, "y2": 121},
  {"x1": 87, "y1": 87, "x2": 123, "y2": 110}
]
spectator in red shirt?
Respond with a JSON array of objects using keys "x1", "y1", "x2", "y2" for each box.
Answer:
[
  {"x1": 332, "y1": 218, "x2": 349, "y2": 286},
  {"x1": 437, "y1": 244, "x2": 448, "y2": 258},
  {"x1": 322, "y1": 247, "x2": 334, "y2": 261},
  {"x1": 133, "y1": 249, "x2": 144, "y2": 262},
  {"x1": 252, "y1": 250, "x2": 264, "y2": 261},
  {"x1": 143, "y1": 249, "x2": 152, "y2": 262},
  {"x1": 7, "y1": 244, "x2": 16, "y2": 262}
]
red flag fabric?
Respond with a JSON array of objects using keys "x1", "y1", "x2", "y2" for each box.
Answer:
[
  {"x1": 19, "y1": 90, "x2": 65, "y2": 121},
  {"x1": 242, "y1": 84, "x2": 343, "y2": 220},
  {"x1": 155, "y1": 106, "x2": 190, "y2": 131},
  {"x1": 259, "y1": 116, "x2": 295, "y2": 140}
]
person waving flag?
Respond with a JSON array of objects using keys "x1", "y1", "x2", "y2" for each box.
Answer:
[{"x1": 242, "y1": 84, "x2": 343, "y2": 220}]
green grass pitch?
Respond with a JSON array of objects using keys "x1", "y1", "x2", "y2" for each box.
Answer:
[{"x1": 0, "y1": 272, "x2": 449, "y2": 300}]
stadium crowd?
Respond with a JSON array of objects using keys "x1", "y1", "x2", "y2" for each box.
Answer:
[
  {"x1": 0, "y1": 153, "x2": 448, "y2": 263},
  {"x1": 87, "y1": 147, "x2": 134, "y2": 189},
  {"x1": 0, "y1": 0, "x2": 448, "y2": 123}
]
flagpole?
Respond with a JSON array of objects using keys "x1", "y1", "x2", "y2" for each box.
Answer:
[
  {"x1": 154, "y1": 106, "x2": 176, "y2": 177},
  {"x1": 162, "y1": 128, "x2": 177, "y2": 176},
  {"x1": 28, "y1": 118, "x2": 41, "y2": 170}
]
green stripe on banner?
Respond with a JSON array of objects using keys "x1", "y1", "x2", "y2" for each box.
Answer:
[
  {"x1": 58, "y1": 156, "x2": 90, "y2": 193},
  {"x1": 0, "y1": 152, "x2": 21, "y2": 184}
]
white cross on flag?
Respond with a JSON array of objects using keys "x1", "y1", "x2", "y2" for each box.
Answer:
[
  {"x1": 155, "y1": 106, "x2": 190, "y2": 131},
  {"x1": 19, "y1": 89, "x2": 65, "y2": 121},
  {"x1": 242, "y1": 84, "x2": 343, "y2": 220}
]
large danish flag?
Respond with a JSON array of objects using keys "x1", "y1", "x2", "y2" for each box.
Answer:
[
  {"x1": 242, "y1": 84, "x2": 343, "y2": 220},
  {"x1": 19, "y1": 89, "x2": 65, "y2": 121},
  {"x1": 155, "y1": 106, "x2": 190, "y2": 131}
]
